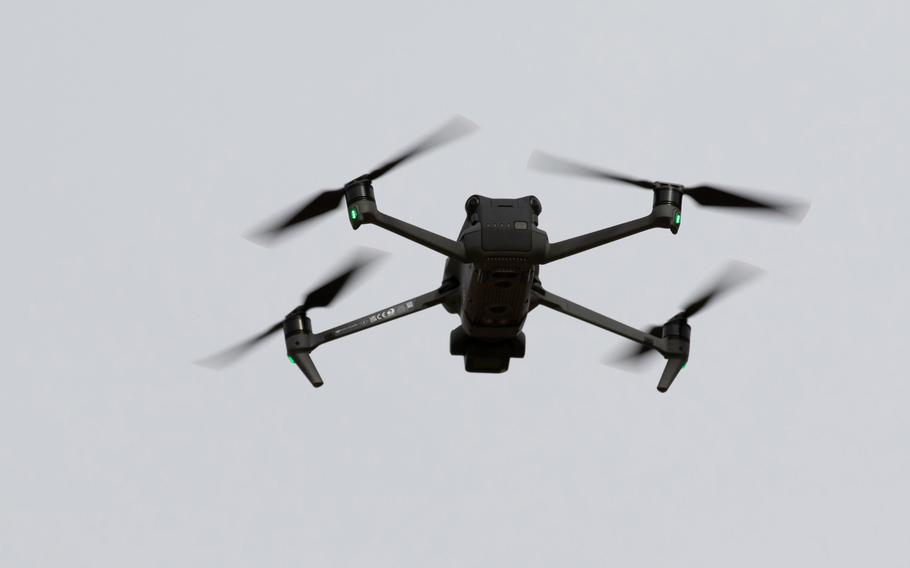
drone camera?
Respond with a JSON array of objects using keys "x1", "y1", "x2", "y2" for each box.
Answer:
[{"x1": 450, "y1": 327, "x2": 526, "y2": 373}]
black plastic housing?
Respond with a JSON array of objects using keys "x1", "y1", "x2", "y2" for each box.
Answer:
[
  {"x1": 458, "y1": 195, "x2": 548, "y2": 264},
  {"x1": 283, "y1": 313, "x2": 322, "y2": 387},
  {"x1": 450, "y1": 327, "x2": 526, "y2": 373},
  {"x1": 344, "y1": 180, "x2": 376, "y2": 230}
]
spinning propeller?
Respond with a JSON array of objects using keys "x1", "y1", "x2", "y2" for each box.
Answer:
[
  {"x1": 528, "y1": 151, "x2": 809, "y2": 221},
  {"x1": 195, "y1": 249, "x2": 383, "y2": 370},
  {"x1": 610, "y1": 261, "x2": 764, "y2": 388},
  {"x1": 250, "y1": 116, "x2": 478, "y2": 243}
]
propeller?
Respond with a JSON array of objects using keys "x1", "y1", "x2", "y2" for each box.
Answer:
[
  {"x1": 528, "y1": 150, "x2": 809, "y2": 221},
  {"x1": 195, "y1": 249, "x2": 383, "y2": 370},
  {"x1": 608, "y1": 260, "x2": 763, "y2": 366},
  {"x1": 609, "y1": 325, "x2": 664, "y2": 367},
  {"x1": 250, "y1": 116, "x2": 478, "y2": 244}
]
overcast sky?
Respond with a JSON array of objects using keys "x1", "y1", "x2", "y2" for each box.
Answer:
[{"x1": 2, "y1": 0, "x2": 908, "y2": 566}]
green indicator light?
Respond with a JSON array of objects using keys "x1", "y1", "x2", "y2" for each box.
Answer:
[
  {"x1": 674, "y1": 211, "x2": 682, "y2": 225},
  {"x1": 681, "y1": 361, "x2": 687, "y2": 369},
  {"x1": 350, "y1": 207, "x2": 359, "y2": 220},
  {"x1": 288, "y1": 355, "x2": 295, "y2": 364}
]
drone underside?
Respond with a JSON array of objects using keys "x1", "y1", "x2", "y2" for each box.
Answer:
[{"x1": 199, "y1": 117, "x2": 805, "y2": 393}]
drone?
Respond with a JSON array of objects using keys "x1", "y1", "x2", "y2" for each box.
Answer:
[{"x1": 199, "y1": 117, "x2": 807, "y2": 392}]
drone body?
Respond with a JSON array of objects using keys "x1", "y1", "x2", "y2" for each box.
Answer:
[
  {"x1": 201, "y1": 117, "x2": 804, "y2": 393},
  {"x1": 440, "y1": 195, "x2": 544, "y2": 372}
]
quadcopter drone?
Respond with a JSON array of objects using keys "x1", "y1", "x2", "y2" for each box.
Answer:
[{"x1": 199, "y1": 117, "x2": 807, "y2": 392}]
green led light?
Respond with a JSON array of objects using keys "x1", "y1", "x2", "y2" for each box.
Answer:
[
  {"x1": 674, "y1": 211, "x2": 682, "y2": 225},
  {"x1": 288, "y1": 355, "x2": 295, "y2": 364},
  {"x1": 349, "y1": 207, "x2": 359, "y2": 220},
  {"x1": 681, "y1": 361, "x2": 687, "y2": 369}
]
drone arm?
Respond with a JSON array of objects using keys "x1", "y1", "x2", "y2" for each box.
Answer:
[
  {"x1": 352, "y1": 200, "x2": 468, "y2": 261},
  {"x1": 307, "y1": 284, "x2": 456, "y2": 349},
  {"x1": 372, "y1": 210, "x2": 468, "y2": 261},
  {"x1": 531, "y1": 286, "x2": 670, "y2": 355},
  {"x1": 284, "y1": 285, "x2": 455, "y2": 388},
  {"x1": 543, "y1": 212, "x2": 661, "y2": 263}
]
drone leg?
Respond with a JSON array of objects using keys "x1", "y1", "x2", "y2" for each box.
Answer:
[
  {"x1": 288, "y1": 351, "x2": 324, "y2": 388},
  {"x1": 657, "y1": 358, "x2": 686, "y2": 393}
]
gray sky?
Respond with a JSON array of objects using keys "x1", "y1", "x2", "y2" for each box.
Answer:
[{"x1": 2, "y1": 0, "x2": 908, "y2": 566}]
